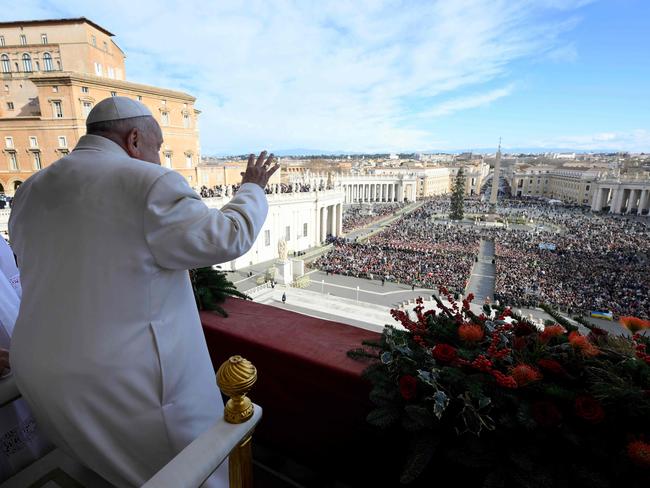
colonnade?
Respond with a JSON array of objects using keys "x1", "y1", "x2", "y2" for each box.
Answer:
[
  {"x1": 341, "y1": 182, "x2": 404, "y2": 203},
  {"x1": 591, "y1": 185, "x2": 650, "y2": 216},
  {"x1": 317, "y1": 202, "x2": 343, "y2": 243}
]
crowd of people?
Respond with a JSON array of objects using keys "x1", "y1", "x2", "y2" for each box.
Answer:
[
  {"x1": 342, "y1": 203, "x2": 406, "y2": 232},
  {"x1": 198, "y1": 181, "x2": 329, "y2": 198},
  {"x1": 315, "y1": 199, "x2": 479, "y2": 292},
  {"x1": 490, "y1": 202, "x2": 650, "y2": 319},
  {"x1": 315, "y1": 195, "x2": 650, "y2": 319},
  {"x1": 198, "y1": 184, "x2": 239, "y2": 198}
]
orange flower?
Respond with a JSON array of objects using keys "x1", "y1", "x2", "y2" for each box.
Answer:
[
  {"x1": 458, "y1": 324, "x2": 485, "y2": 342},
  {"x1": 540, "y1": 324, "x2": 566, "y2": 343},
  {"x1": 620, "y1": 316, "x2": 650, "y2": 333},
  {"x1": 568, "y1": 331, "x2": 600, "y2": 357},
  {"x1": 510, "y1": 364, "x2": 543, "y2": 387},
  {"x1": 627, "y1": 440, "x2": 650, "y2": 468}
]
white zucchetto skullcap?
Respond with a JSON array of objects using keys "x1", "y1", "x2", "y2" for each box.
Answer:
[{"x1": 86, "y1": 96, "x2": 153, "y2": 124}]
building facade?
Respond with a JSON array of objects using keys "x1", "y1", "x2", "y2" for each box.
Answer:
[
  {"x1": 0, "y1": 18, "x2": 200, "y2": 194},
  {"x1": 591, "y1": 174, "x2": 650, "y2": 215},
  {"x1": 507, "y1": 166, "x2": 600, "y2": 205},
  {"x1": 448, "y1": 161, "x2": 490, "y2": 197},
  {"x1": 201, "y1": 189, "x2": 344, "y2": 270},
  {"x1": 196, "y1": 158, "x2": 281, "y2": 188}
]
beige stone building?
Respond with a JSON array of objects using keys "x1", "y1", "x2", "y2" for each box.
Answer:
[
  {"x1": 196, "y1": 158, "x2": 281, "y2": 188},
  {"x1": 448, "y1": 161, "x2": 490, "y2": 197},
  {"x1": 508, "y1": 165, "x2": 600, "y2": 205},
  {"x1": 0, "y1": 18, "x2": 200, "y2": 194}
]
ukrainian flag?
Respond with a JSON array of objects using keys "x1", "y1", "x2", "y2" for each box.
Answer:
[{"x1": 590, "y1": 310, "x2": 613, "y2": 321}]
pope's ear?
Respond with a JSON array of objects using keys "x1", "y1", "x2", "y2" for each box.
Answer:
[{"x1": 125, "y1": 128, "x2": 139, "y2": 155}]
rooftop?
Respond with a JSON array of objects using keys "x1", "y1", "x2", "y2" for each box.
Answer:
[{"x1": 0, "y1": 17, "x2": 115, "y2": 37}]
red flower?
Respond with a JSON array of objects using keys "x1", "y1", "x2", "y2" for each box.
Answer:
[
  {"x1": 510, "y1": 364, "x2": 542, "y2": 387},
  {"x1": 399, "y1": 375, "x2": 417, "y2": 401},
  {"x1": 537, "y1": 358, "x2": 565, "y2": 375},
  {"x1": 568, "y1": 331, "x2": 600, "y2": 357},
  {"x1": 539, "y1": 324, "x2": 565, "y2": 343},
  {"x1": 466, "y1": 293, "x2": 475, "y2": 302},
  {"x1": 627, "y1": 440, "x2": 650, "y2": 468},
  {"x1": 514, "y1": 321, "x2": 536, "y2": 337},
  {"x1": 458, "y1": 324, "x2": 485, "y2": 342},
  {"x1": 491, "y1": 370, "x2": 518, "y2": 389},
  {"x1": 574, "y1": 395, "x2": 605, "y2": 423},
  {"x1": 531, "y1": 400, "x2": 562, "y2": 427},
  {"x1": 432, "y1": 344, "x2": 457, "y2": 363}
]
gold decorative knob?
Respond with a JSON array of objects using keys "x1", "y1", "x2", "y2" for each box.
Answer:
[{"x1": 216, "y1": 355, "x2": 257, "y2": 424}]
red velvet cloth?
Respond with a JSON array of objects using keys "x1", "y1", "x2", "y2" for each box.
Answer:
[{"x1": 201, "y1": 298, "x2": 382, "y2": 479}]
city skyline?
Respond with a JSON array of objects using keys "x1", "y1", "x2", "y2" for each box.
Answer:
[{"x1": 3, "y1": 0, "x2": 649, "y2": 155}]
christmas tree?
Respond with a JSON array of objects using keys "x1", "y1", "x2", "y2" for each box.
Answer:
[{"x1": 449, "y1": 168, "x2": 465, "y2": 220}]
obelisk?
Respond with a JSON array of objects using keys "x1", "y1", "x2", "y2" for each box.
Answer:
[{"x1": 489, "y1": 138, "x2": 502, "y2": 212}]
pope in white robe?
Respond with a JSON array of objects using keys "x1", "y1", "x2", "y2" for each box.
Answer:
[{"x1": 7, "y1": 97, "x2": 277, "y2": 487}]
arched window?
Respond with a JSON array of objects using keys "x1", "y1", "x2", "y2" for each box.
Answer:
[
  {"x1": 43, "y1": 52, "x2": 53, "y2": 71},
  {"x1": 1, "y1": 54, "x2": 9, "y2": 73},
  {"x1": 22, "y1": 53, "x2": 32, "y2": 72}
]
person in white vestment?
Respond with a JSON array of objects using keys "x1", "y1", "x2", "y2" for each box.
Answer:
[
  {"x1": 8, "y1": 97, "x2": 278, "y2": 487},
  {"x1": 0, "y1": 237, "x2": 52, "y2": 482}
]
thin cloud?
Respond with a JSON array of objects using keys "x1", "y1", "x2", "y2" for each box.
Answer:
[
  {"x1": 4, "y1": 0, "x2": 593, "y2": 153},
  {"x1": 420, "y1": 85, "x2": 515, "y2": 118}
]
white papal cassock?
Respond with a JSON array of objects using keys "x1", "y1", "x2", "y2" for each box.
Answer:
[{"x1": 8, "y1": 134, "x2": 268, "y2": 487}]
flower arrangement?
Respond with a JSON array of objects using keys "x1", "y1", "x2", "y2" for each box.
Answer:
[{"x1": 350, "y1": 289, "x2": 650, "y2": 486}]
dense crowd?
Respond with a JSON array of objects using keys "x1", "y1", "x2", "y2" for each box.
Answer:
[
  {"x1": 490, "y1": 202, "x2": 650, "y2": 318},
  {"x1": 315, "y1": 199, "x2": 479, "y2": 291},
  {"x1": 316, "y1": 195, "x2": 650, "y2": 319},
  {"x1": 342, "y1": 203, "x2": 406, "y2": 232},
  {"x1": 198, "y1": 181, "x2": 328, "y2": 198},
  {"x1": 198, "y1": 184, "x2": 239, "y2": 198}
]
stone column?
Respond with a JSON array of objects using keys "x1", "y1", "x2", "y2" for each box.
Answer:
[
  {"x1": 591, "y1": 187, "x2": 603, "y2": 212},
  {"x1": 638, "y1": 189, "x2": 649, "y2": 216},
  {"x1": 336, "y1": 203, "x2": 343, "y2": 235},
  {"x1": 320, "y1": 206, "x2": 327, "y2": 243},
  {"x1": 628, "y1": 189, "x2": 639, "y2": 213},
  {"x1": 609, "y1": 189, "x2": 620, "y2": 214}
]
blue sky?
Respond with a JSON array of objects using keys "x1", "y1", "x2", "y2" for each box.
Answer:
[{"x1": 4, "y1": 0, "x2": 650, "y2": 154}]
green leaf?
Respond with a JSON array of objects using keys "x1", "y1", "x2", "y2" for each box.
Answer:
[
  {"x1": 367, "y1": 406, "x2": 400, "y2": 429},
  {"x1": 381, "y1": 351, "x2": 393, "y2": 364},
  {"x1": 399, "y1": 435, "x2": 438, "y2": 484},
  {"x1": 432, "y1": 390, "x2": 449, "y2": 419},
  {"x1": 404, "y1": 404, "x2": 434, "y2": 429}
]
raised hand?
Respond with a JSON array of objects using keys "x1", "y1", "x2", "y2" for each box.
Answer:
[{"x1": 240, "y1": 151, "x2": 279, "y2": 189}]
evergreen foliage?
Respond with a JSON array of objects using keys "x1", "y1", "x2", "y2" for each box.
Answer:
[
  {"x1": 190, "y1": 267, "x2": 250, "y2": 317},
  {"x1": 450, "y1": 168, "x2": 466, "y2": 220}
]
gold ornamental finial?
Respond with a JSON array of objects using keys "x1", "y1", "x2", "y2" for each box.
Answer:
[{"x1": 216, "y1": 355, "x2": 257, "y2": 424}]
